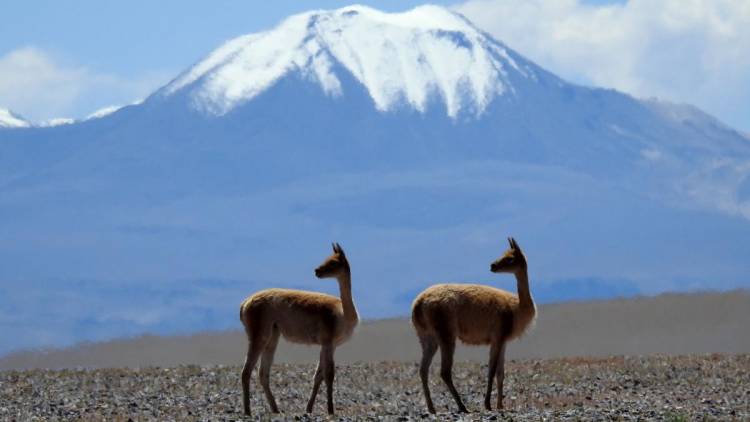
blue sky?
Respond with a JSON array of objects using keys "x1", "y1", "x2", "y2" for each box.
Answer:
[{"x1": 2, "y1": 0, "x2": 747, "y2": 132}]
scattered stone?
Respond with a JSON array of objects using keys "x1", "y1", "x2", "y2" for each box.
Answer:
[{"x1": 0, "y1": 355, "x2": 748, "y2": 420}]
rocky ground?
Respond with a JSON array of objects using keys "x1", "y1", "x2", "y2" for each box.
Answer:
[{"x1": 1, "y1": 354, "x2": 748, "y2": 421}]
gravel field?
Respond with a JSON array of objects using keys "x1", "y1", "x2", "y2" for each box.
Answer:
[{"x1": 1, "y1": 354, "x2": 748, "y2": 421}]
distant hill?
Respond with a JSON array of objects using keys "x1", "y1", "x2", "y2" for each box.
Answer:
[{"x1": 2, "y1": 291, "x2": 748, "y2": 370}]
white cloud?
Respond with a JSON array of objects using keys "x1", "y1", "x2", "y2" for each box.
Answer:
[
  {"x1": 454, "y1": 0, "x2": 750, "y2": 131},
  {"x1": 678, "y1": 158, "x2": 750, "y2": 220},
  {"x1": 0, "y1": 47, "x2": 170, "y2": 123}
]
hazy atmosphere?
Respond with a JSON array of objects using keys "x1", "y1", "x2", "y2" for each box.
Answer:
[
  {"x1": 2, "y1": 2, "x2": 750, "y2": 420},
  {"x1": 1, "y1": 0, "x2": 749, "y2": 359}
]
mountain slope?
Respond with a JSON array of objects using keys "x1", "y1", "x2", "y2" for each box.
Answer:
[{"x1": 0, "y1": 5, "x2": 749, "y2": 356}]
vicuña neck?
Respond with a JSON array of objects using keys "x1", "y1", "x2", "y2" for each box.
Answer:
[
  {"x1": 337, "y1": 271, "x2": 358, "y2": 323},
  {"x1": 515, "y1": 267, "x2": 534, "y2": 309}
]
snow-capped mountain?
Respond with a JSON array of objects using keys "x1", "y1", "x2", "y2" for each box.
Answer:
[
  {"x1": 0, "y1": 105, "x2": 122, "y2": 129},
  {"x1": 160, "y1": 5, "x2": 535, "y2": 118},
  {"x1": 0, "y1": 108, "x2": 30, "y2": 128},
  {"x1": 0, "y1": 5, "x2": 749, "y2": 355}
]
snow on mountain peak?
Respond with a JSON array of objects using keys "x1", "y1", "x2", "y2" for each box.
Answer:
[
  {"x1": 0, "y1": 108, "x2": 31, "y2": 128},
  {"x1": 163, "y1": 5, "x2": 532, "y2": 117},
  {"x1": 39, "y1": 117, "x2": 75, "y2": 127},
  {"x1": 85, "y1": 105, "x2": 122, "y2": 120}
]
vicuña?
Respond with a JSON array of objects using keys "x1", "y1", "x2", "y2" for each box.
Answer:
[
  {"x1": 411, "y1": 237, "x2": 536, "y2": 413},
  {"x1": 239, "y1": 242, "x2": 358, "y2": 416}
]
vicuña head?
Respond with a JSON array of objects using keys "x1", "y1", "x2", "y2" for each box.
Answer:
[
  {"x1": 315, "y1": 243, "x2": 349, "y2": 278},
  {"x1": 490, "y1": 237, "x2": 526, "y2": 274}
]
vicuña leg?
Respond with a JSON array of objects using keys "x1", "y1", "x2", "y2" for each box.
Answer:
[
  {"x1": 438, "y1": 333, "x2": 467, "y2": 413},
  {"x1": 495, "y1": 341, "x2": 507, "y2": 410},
  {"x1": 241, "y1": 335, "x2": 267, "y2": 416},
  {"x1": 322, "y1": 343, "x2": 336, "y2": 415},
  {"x1": 306, "y1": 349, "x2": 325, "y2": 413},
  {"x1": 259, "y1": 325, "x2": 280, "y2": 413},
  {"x1": 419, "y1": 335, "x2": 438, "y2": 414},
  {"x1": 484, "y1": 340, "x2": 502, "y2": 411}
]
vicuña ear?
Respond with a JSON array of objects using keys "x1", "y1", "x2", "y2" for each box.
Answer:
[
  {"x1": 332, "y1": 242, "x2": 338, "y2": 253},
  {"x1": 335, "y1": 242, "x2": 345, "y2": 256},
  {"x1": 507, "y1": 237, "x2": 514, "y2": 249},
  {"x1": 510, "y1": 237, "x2": 520, "y2": 250}
]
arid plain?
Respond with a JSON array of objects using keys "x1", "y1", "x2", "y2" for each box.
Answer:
[
  {"x1": 1, "y1": 292, "x2": 748, "y2": 420},
  {"x1": 2, "y1": 291, "x2": 748, "y2": 369}
]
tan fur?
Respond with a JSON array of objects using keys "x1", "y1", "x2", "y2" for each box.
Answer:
[
  {"x1": 411, "y1": 237, "x2": 536, "y2": 414},
  {"x1": 413, "y1": 284, "x2": 535, "y2": 344},
  {"x1": 240, "y1": 289, "x2": 356, "y2": 346},
  {"x1": 239, "y1": 243, "x2": 358, "y2": 416}
]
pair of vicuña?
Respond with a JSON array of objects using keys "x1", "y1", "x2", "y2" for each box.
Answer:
[{"x1": 239, "y1": 237, "x2": 535, "y2": 416}]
